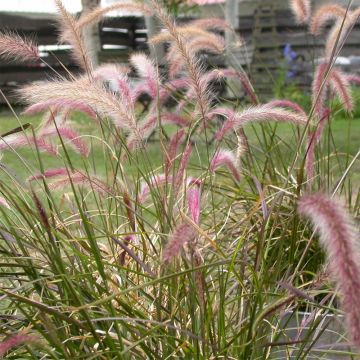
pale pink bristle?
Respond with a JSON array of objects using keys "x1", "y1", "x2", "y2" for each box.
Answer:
[
  {"x1": 48, "y1": 171, "x2": 112, "y2": 196},
  {"x1": 28, "y1": 168, "x2": 69, "y2": 182},
  {"x1": 213, "y1": 105, "x2": 307, "y2": 140},
  {"x1": 0, "y1": 31, "x2": 39, "y2": 63},
  {"x1": 298, "y1": 193, "x2": 360, "y2": 348},
  {"x1": 329, "y1": 68, "x2": 353, "y2": 112},
  {"x1": 163, "y1": 222, "x2": 197, "y2": 263},
  {"x1": 312, "y1": 62, "x2": 330, "y2": 118},
  {"x1": 290, "y1": 0, "x2": 311, "y2": 24},
  {"x1": 139, "y1": 174, "x2": 173, "y2": 203},
  {"x1": 210, "y1": 149, "x2": 241, "y2": 182},
  {"x1": 165, "y1": 130, "x2": 185, "y2": 175},
  {"x1": 187, "y1": 184, "x2": 201, "y2": 224},
  {"x1": 310, "y1": 4, "x2": 347, "y2": 35},
  {"x1": 0, "y1": 332, "x2": 37, "y2": 357},
  {"x1": 24, "y1": 100, "x2": 97, "y2": 120},
  {"x1": 130, "y1": 53, "x2": 160, "y2": 99},
  {"x1": 40, "y1": 127, "x2": 90, "y2": 157},
  {"x1": 267, "y1": 99, "x2": 307, "y2": 116}
]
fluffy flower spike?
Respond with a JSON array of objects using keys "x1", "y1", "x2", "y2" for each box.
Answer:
[{"x1": 298, "y1": 193, "x2": 360, "y2": 348}]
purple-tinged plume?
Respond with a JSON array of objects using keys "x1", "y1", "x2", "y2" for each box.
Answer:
[
  {"x1": 163, "y1": 222, "x2": 198, "y2": 264},
  {"x1": 0, "y1": 31, "x2": 39, "y2": 63},
  {"x1": 213, "y1": 105, "x2": 307, "y2": 140},
  {"x1": 210, "y1": 149, "x2": 241, "y2": 182},
  {"x1": 298, "y1": 193, "x2": 360, "y2": 348},
  {"x1": 187, "y1": 180, "x2": 202, "y2": 224},
  {"x1": 0, "y1": 332, "x2": 37, "y2": 357},
  {"x1": 290, "y1": 0, "x2": 311, "y2": 24}
]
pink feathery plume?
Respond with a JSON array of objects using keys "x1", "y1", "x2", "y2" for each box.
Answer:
[
  {"x1": 126, "y1": 112, "x2": 189, "y2": 151},
  {"x1": 130, "y1": 53, "x2": 160, "y2": 99},
  {"x1": 0, "y1": 134, "x2": 58, "y2": 155},
  {"x1": 0, "y1": 332, "x2": 37, "y2": 357},
  {"x1": 0, "y1": 196, "x2": 10, "y2": 209},
  {"x1": 214, "y1": 69, "x2": 258, "y2": 105},
  {"x1": 346, "y1": 74, "x2": 360, "y2": 86},
  {"x1": 0, "y1": 31, "x2": 39, "y2": 63},
  {"x1": 76, "y1": 2, "x2": 152, "y2": 29},
  {"x1": 305, "y1": 108, "x2": 330, "y2": 187},
  {"x1": 167, "y1": 34, "x2": 225, "y2": 78},
  {"x1": 28, "y1": 168, "x2": 69, "y2": 182},
  {"x1": 139, "y1": 174, "x2": 173, "y2": 203},
  {"x1": 40, "y1": 127, "x2": 90, "y2": 157},
  {"x1": 165, "y1": 130, "x2": 185, "y2": 175},
  {"x1": 20, "y1": 78, "x2": 138, "y2": 132},
  {"x1": 213, "y1": 105, "x2": 307, "y2": 140},
  {"x1": 181, "y1": 69, "x2": 257, "y2": 108},
  {"x1": 329, "y1": 68, "x2": 353, "y2": 112},
  {"x1": 55, "y1": 0, "x2": 91, "y2": 71},
  {"x1": 210, "y1": 149, "x2": 241, "y2": 182},
  {"x1": 48, "y1": 171, "x2": 112, "y2": 196},
  {"x1": 310, "y1": 4, "x2": 347, "y2": 35},
  {"x1": 298, "y1": 193, "x2": 360, "y2": 348},
  {"x1": 163, "y1": 222, "x2": 197, "y2": 263},
  {"x1": 187, "y1": 183, "x2": 201, "y2": 224},
  {"x1": 290, "y1": 0, "x2": 311, "y2": 24},
  {"x1": 189, "y1": 18, "x2": 231, "y2": 31},
  {"x1": 24, "y1": 100, "x2": 97, "y2": 120},
  {"x1": 175, "y1": 143, "x2": 192, "y2": 192},
  {"x1": 312, "y1": 62, "x2": 330, "y2": 119},
  {"x1": 158, "y1": 78, "x2": 189, "y2": 104},
  {"x1": 93, "y1": 64, "x2": 132, "y2": 105},
  {"x1": 267, "y1": 99, "x2": 307, "y2": 117}
]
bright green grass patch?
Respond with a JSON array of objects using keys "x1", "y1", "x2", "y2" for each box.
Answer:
[{"x1": 0, "y1": 108, "x2": 358, "y2": 183}]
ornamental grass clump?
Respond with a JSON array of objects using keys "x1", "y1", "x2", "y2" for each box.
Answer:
[{"x1": 0, "y1": 0, "x2": 358, "y2": 358}]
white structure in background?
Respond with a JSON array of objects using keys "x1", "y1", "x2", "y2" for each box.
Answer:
[{"x1": 0, "y1": 0, "x2": 82, "y2": 13}]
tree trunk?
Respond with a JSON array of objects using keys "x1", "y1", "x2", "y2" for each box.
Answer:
[{"x1": 81, "y1": 0, "x2": 101, "y2": 67}]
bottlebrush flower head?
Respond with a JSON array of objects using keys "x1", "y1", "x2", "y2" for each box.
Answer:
[
  {"x1": 0, "y1": 133, "x2": 58, "y2": 155},
  {"x1": 55, "y1": 0, "x2": 91, "y2": 71},
  {"x1": 290, "y1": 0, "x2": 311, "y2": 24},
  {"x1": 0, "y1": 332, "x2": 38, "y2": 357},
  {"x1": 312, "y1": 62, "x2": 330, "y2": 118},
  {"x1": 48, "y1": 171, "x2": 112, "y2": 196},
  {"x1": 214, "y1": 105, "x2": 307, "y2": 140},
  {"x1": 329, "y1": 67, "x2": 353, "y2": 112},
  {"x1": 210, "y1": 149, "x2": 241, "y2": 182},
  {"x1": 267, "y1": 99, "x2": 307, "y2": 117},
  {"x1": 139, "y1": 174, "x2": 173, "y2": 203},
  {"x1": 0, "y1": 31, "x2": 39, "y2": 63},
  {"x1": 187, "y1": 182, "x2": 201, "y2": 224},
  {"x1": 347, "y1": 74, "x2": 360, "y2": 86},
  {"x1": 40, "y1": 126, "x2": 90, "y2": 157},
  {"x1": 163, "y1": 222, "x2": 198, "y2": 264},
  {"x1": 24, "y1": 99, "x2": 98, "y2": 121},
  {"x1": 20, "y1": 77, "x2": 138, "y2": 133},
  {"x1": 76, "y1": 2, "x2": 152, "y2": 29},
  {"x1": 165, "y1": 130, "x2": 185, "y2": 175},
  {"x1": 126, "y1": 112, "x2": 189, "y2": 151},
  {"x1": 28, "y1": 168, "x2": 68, "y2": 182},
  {"x1": 298, "y1": 193, "x2": 360, "y2": 348},
  {"x1": 310, "y1": 4, "x2": 347, "y2": 35},
  {"x1": 130, "y1": 53, "x2": 160, "y2": 99}
]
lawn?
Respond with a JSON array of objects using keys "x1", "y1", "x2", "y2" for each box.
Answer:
[{"x1": 0, "y1": 106, "x2": 358, "y2": 184}]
